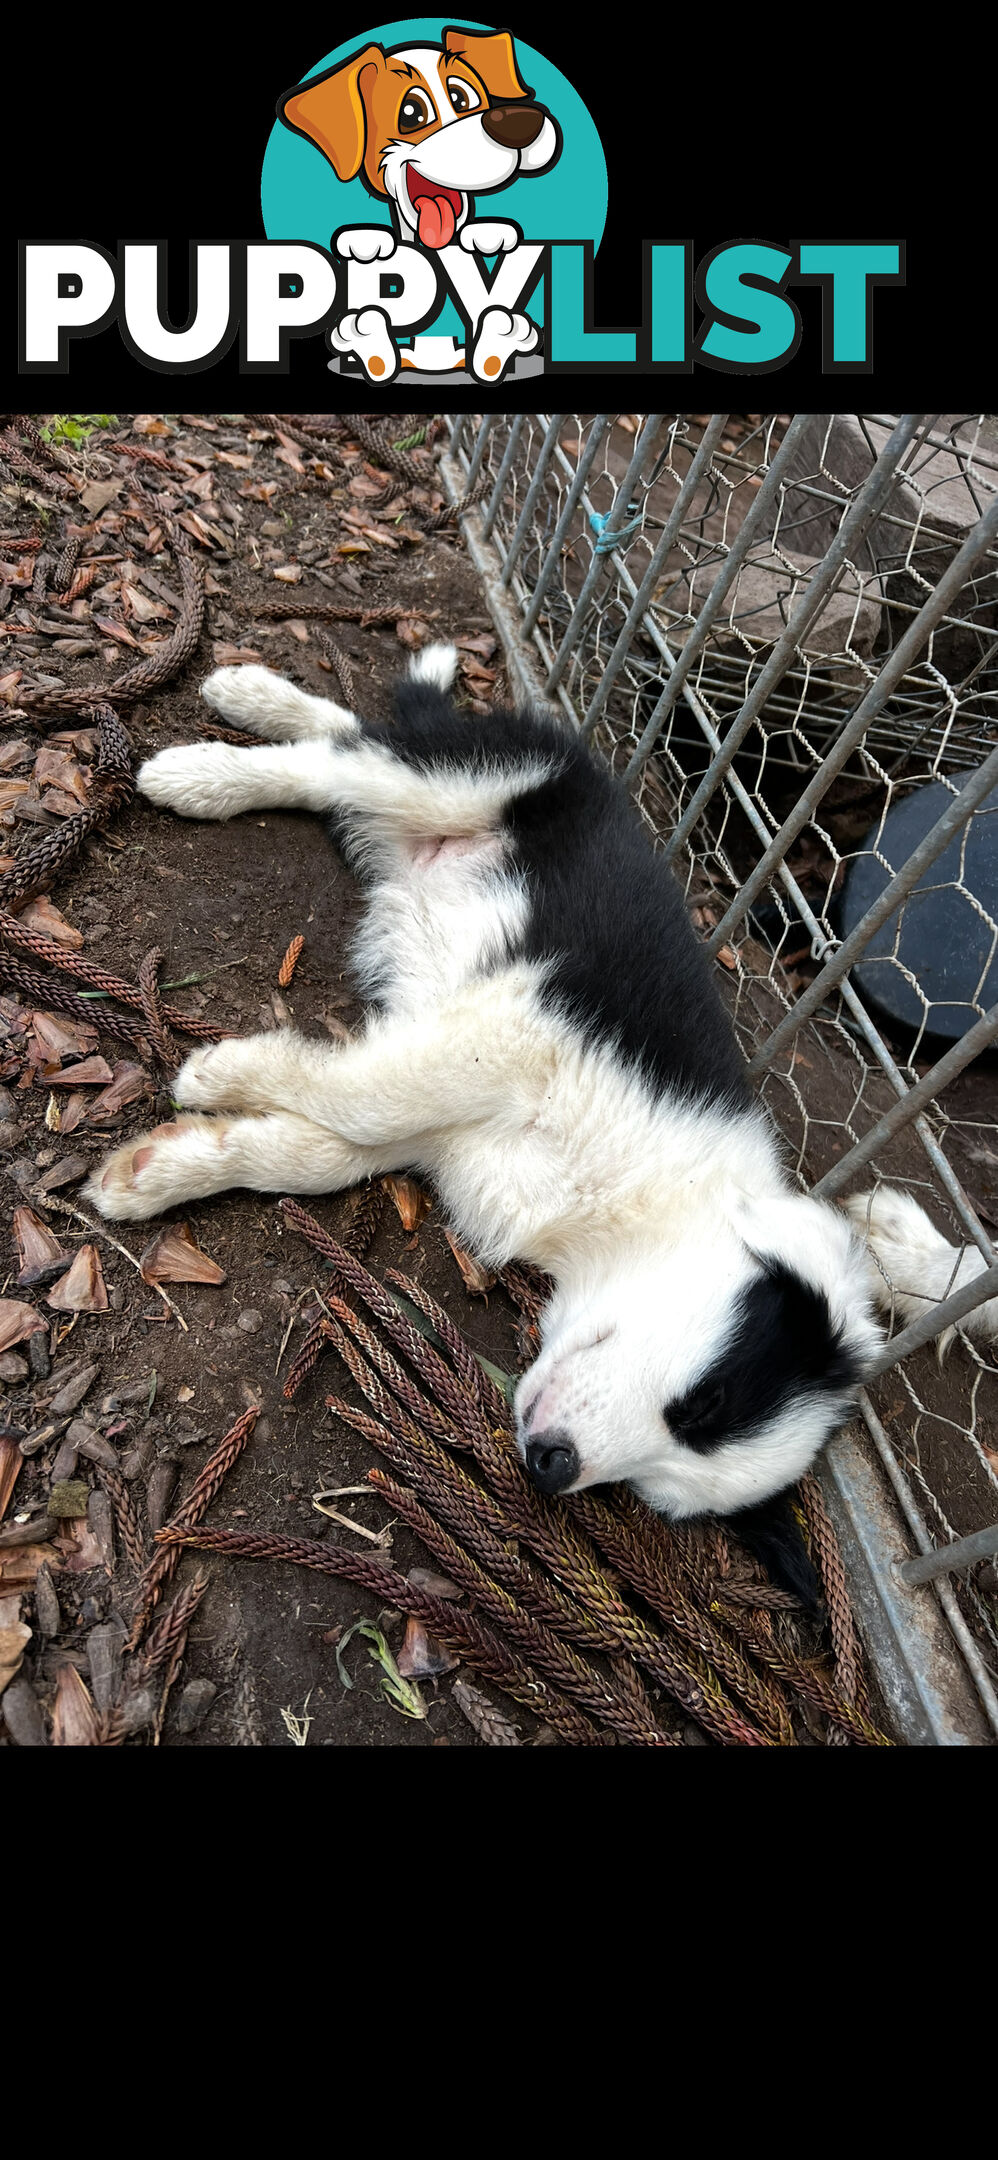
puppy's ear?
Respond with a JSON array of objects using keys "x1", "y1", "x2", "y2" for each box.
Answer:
[
  {"x1": 444, "y1": 26, "x2": 532, "y2": 100},
  {"x1": 279, "y1": 46, "x2": 385, "y2": 181},
  {"x1": 726, "y1": 1491, "x2": 822, "y2": 1609}
]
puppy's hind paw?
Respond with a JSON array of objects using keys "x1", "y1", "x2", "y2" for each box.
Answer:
[{"x1": 83, "y1": 1116, "x2": 233, "y2": 1221}]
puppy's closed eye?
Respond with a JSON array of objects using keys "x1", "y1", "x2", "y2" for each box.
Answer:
[{"x1": 668, "y1": 1378, "x2": 727, "y2": 1441}]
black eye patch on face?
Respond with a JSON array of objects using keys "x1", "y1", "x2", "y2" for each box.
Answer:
[{"x1": 665, "y1": 1262, "x2": 859, "y2": 1454}]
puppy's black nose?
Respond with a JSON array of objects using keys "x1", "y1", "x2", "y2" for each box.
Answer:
[
  {"x1": 525, "y1": 1433, "x2": 579, "y2": 1494},
  {"x1": 482, "y1": 103, "x2": 545, "y2": 149}
]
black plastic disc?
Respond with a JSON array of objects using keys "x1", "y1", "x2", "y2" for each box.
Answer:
[{"x1": 839, "y1": 772, "x2": 998, "y2": 1042}]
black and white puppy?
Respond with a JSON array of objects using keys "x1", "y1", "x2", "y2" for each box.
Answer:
[{"x1": 86, "y1": 647, "x2": 882, "y2": 1593}]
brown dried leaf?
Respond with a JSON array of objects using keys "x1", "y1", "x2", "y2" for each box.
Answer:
[
  {"x1": 0, "y1": 1436, "x2": 22, "y2": 1524},
  {"x1": 0, "y1": 1624, "x2": 31, "y2": 1698},
  {"x1": 139, "y1": 1221, "x2": 226, "y2": 1286},
  {"x1": 46, "y1": 1245, "x2": 108, "y2": 1313},
  {"x1": 79, "y1": 478, "x2": 123, "y2": 517},
  {"x1": 0, "y1": 1299, "x2": 47, "y2": 1353},
  {"x1": 395, "y1": 1615, "x2": 460, "y2": 1680},
  {"x1": 212, "y1": 642, "x2": 263, "y2": 666},
  {"x1": 30, "y1": 1011, "x2": 99, "y2": 1060},
  {"x1": 443, "y1": 1229, "x2": 496, "y2": 1297},
  {"x1": 394, "y1": 616, "x2": 427, "y2": 651},
  {"x1": 18, "y1": 896, "x2": 84, "y2": 950},
  {"x1": 51, "y1": 1661, "x2": 98, "y2": 1745},
  {"x1": 120, "y1": 582, "x2": 171, "y2": 623},
  {"x1": 56, "y1": 1091, "x2": 90, "y2": 1135},
  {"x1": 13, "y1": 1206, "x2": 68, "y2": 1285},
  {"x1": 455, "y1": 634, "x2": 498, "y2": 660},
  {"x1": 0, "y1": 1543, "x2": 60, "y2": 1593},
  {"x1": 0, "y1": 740, "x2": 33, "y2": 773},
  {"x1": 40, "y1": 789, "x2": 87, "y2": 819},
  {"x1": 48, "y1": 1057, "x2": 115, "y2": 1087},
  {"x1": 94, "y1": 615, "x2": 144, "y2": 651},
  {"x1": 87, "y1": 1061, "x2": 153, "y2": 1117},
  {"x1": 54, "y1": 1520, "x2": 104, "y2": 1574},
  {"x1": 32, "y1": 746, "x2": 90, "y2": 801},
  {"x1": 383, "y1": 1175, "x2": 432, "y2": 1234}
]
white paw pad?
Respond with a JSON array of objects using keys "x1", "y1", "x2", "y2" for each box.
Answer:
[
  {"x1": 328, "y1": 306, "x2": 400, "y2": 384},
  {"x1": 471, "y1": 306, "x2": 537, "y2": 383}
]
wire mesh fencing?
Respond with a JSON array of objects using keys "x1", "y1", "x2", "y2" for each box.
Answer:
[{"x1": 441, "y1": 409, "x2": 998, "y2": 1744}]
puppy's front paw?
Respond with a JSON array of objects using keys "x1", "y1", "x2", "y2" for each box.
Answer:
[
  {"x1": 201, "y1": 664, "x2": 282, "y2": 728},
  {"x1": 174, "y1": 1037, "x2": 273, "y2": 1113},
  {"x1": 137, "y1": 741, "x2": 244, "y2": 821}
]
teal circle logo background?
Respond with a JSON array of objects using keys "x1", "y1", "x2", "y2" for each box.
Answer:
[{"x1": 260, "y1": 19, "x2": 608, "y2": 340}]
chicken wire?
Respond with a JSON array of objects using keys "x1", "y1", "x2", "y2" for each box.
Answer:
[{"x1": 441, "y1": 409, "x2": 998, "y2": 1745}]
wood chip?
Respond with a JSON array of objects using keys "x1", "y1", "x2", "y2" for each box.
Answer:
[{"x1": 50, "y1": 1661, "x2": 99, "y2": 1745}]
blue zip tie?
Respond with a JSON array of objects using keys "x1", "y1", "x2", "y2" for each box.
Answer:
[{"x1": 589, "y1": 508, "x2": 642, "y2": 553}]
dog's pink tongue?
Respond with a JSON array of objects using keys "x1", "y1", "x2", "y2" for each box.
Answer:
[{"x1": 416, "y1": 192, "x2": 457, "y2": 249}]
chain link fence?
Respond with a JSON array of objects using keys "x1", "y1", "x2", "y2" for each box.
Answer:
[{"x1": 440, "y1": 410, "x2": 998, "y2": 1745}]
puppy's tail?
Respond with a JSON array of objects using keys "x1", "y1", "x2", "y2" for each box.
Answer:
[{"x1": 407, "y1": 642, "x2": 459, "y2": 692}]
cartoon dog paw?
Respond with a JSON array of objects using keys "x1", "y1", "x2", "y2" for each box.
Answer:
[
  {"x1": 470, "y1": 306, "x2": 538, "y2": 383},
  {"x1": 328, "y1": 305, "x2": 400, "y2": 383},
  {"x1": 459, "y1": 221, "x2": 520, "y2": 255},
  {"x1": 334, "y1": 227, "x2": 397, "y2": 264}
]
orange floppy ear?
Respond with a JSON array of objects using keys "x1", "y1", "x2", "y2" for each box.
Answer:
[
  {"x1": 279, "y1": 45, "x2": 385, "y2": 181},
  {"x1": 443, "y1": 26, "x2": 532, "y2": 100}
]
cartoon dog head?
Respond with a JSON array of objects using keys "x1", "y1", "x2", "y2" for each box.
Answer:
[{"x1": 279, "y1": 26, "x2": 561, "y2": 248}]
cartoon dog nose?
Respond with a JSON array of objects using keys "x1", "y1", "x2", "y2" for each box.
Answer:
[
  {"x1": 482, "y1": 103, "x2": 545, "y2": 149},
  {"x1": 525, "y1": 1433, "x2": 579, "y2": 1495}
]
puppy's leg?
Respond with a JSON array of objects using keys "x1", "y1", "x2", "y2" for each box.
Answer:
[
  {"x1": 200, "y1": 665, "x2": 360, "y2": 743},
  {"x1": 172, "y1": 992, "x2": 528, "y2": 1136},
  {"x1": 139, "y1": 728, "x2": 550, "y2": 831},
  {"x1": 136, "y1": 737, "x2": 366, "y2": 822},
  {"x1": 844, "y1": 1186, "x2": 998, "y2": 1348},
  {"x1": 84, "y1": 1110, "x2": 398, "y2": 1223}
]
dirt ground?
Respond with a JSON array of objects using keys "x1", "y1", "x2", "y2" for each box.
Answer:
[{"x1": 0, "y1": 413, "x2": 555, "y2": 1746}]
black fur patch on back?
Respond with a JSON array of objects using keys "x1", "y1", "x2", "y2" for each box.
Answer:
[
  {"x1": 369, "y1": 686, "x2": 752, "y2": 1112},
  {"x1": 666, "y1": 1263, "x2": 860, "y2": 1454}
]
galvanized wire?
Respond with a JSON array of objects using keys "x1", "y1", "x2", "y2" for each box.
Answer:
[{"x1": 442, "y1": 409, "x2": 998, "y2": 1736}]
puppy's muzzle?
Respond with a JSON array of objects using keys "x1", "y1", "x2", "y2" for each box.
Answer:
[
  {"x1": 482, "y1": 103, "x2": 546, "y2": 149},
  {"x1": 525, "y1": 1432, "x2": 579, "y2": 1495}
]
